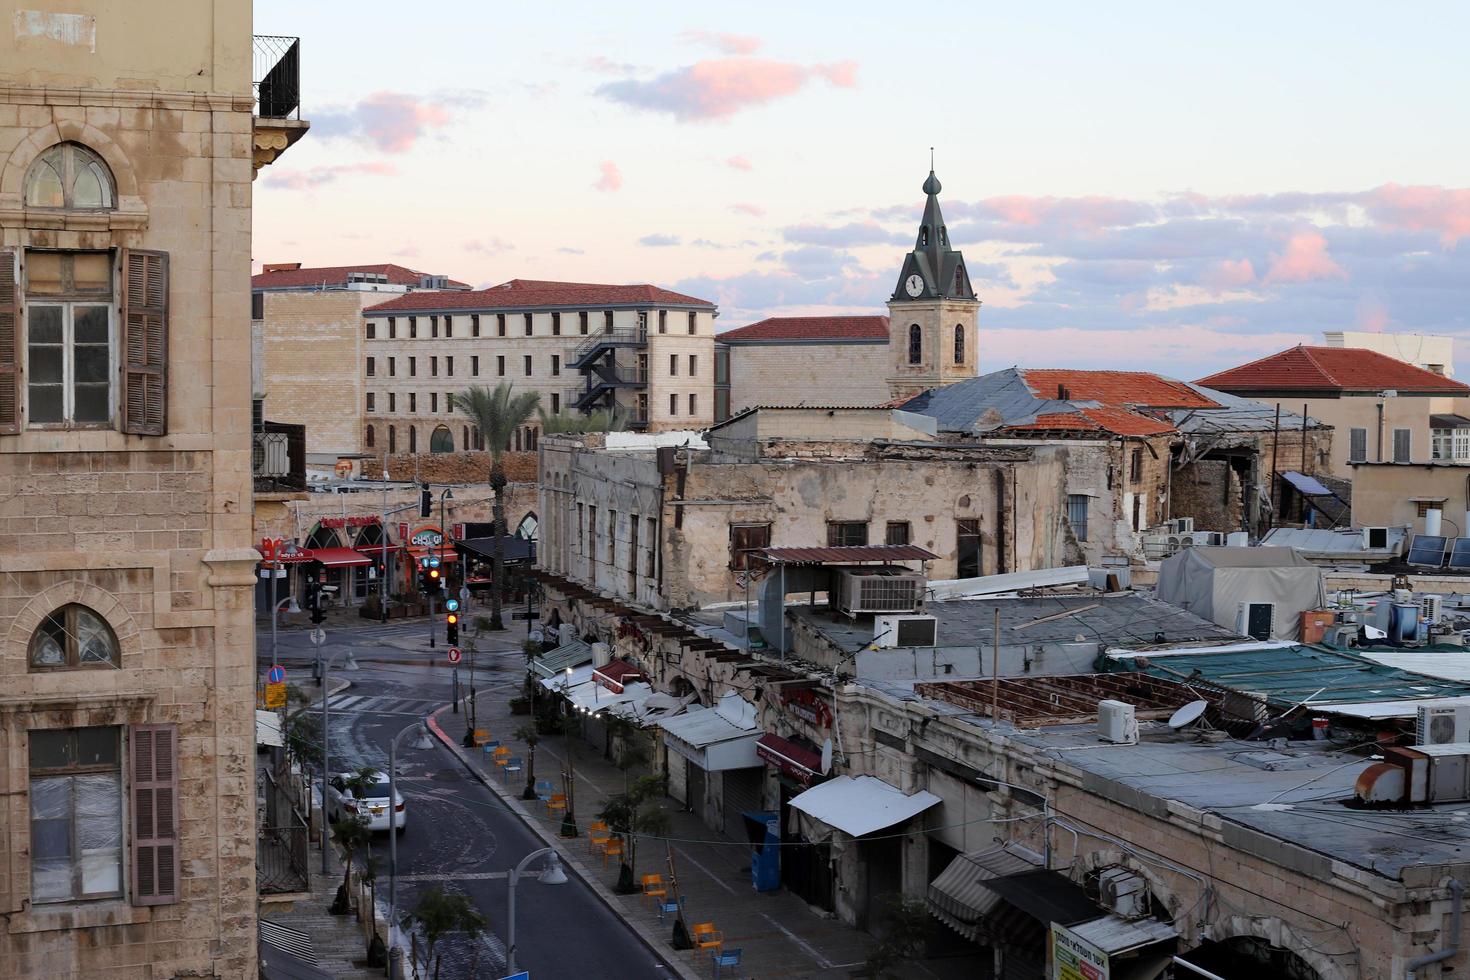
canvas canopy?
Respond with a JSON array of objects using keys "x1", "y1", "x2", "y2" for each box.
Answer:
[{"x1": 1155, "y1": 546, "x2": 1325, "y2": 641}]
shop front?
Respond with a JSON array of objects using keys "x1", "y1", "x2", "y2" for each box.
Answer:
[{"x1": 658, "y1": 693, "x2": 763, "y2": 833}]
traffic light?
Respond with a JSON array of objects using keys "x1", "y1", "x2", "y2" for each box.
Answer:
[
  {"x1": 445, "y1": 610, "x2": 459, "y2": 646},
  {"x1": 305, "y1": 576, "x2": 325, "y2": 625}
]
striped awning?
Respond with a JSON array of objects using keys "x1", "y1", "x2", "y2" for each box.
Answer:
[{"x1": 926, "y1": 845, "x2": 1040, "y2": 943}]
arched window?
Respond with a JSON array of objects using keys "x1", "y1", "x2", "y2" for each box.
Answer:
[
  {"x1": 954, "y1": 324, "x2": 965, "y2": 365},
  {"x1": 25, "y1": 143, "x2": 115, "y2": 210},
  {"x1": 387, "y1": 425, "x2": 396, "y2": 453},
  {"x1": 30, "y1": 604, "x2": 119, "y2": 669},
  {"x1": 365, "y1": 424, "x2": 375, "y2": 448},
  {"x1": 908, "y1": 324, "x2": 922, "y2": 365},
  {"x1": 939, "y1": 226, "x2": 947, "y2": 246},
  {"x1": 919, "y1": 226, "x2": 929, "y2": 246},
  {"x1": 516, "y1": 513, "x2": 539, "y2": 540},
  {"x1": 408, "y1": 426, "x2": 418, "y2": 452},
  {"x1": 430, "y1": 425, "x2": 454, "y2": 453},
  {"x1": 305, "y1": 525, "x2": 340, "y2": 549}
]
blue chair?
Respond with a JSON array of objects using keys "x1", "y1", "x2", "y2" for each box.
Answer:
[
  {"x1": 658, "y1": 896, "x2": 684, "y2": 924},
  {"x1": 502, "y1": 756, "x2": 523, "y2": 783},
  {"x1": 480, "y1": 740, "x2": 501, "y2": 756},
  {"x1": 712, "y1": 948, "x2": 742, "y2": 978},
  {"x1": 533, "y1": 779, "x2": 554, "y2": 800}
]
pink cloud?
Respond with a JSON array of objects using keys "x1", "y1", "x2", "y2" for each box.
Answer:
[
  {"x1": 265, "y1": 162, "x2": 397, "y2": 191},
  {"x1": 594, "y1": 160, "x2": 622, "y2": 192},
  {"x1": 1264, "y1": 230, "x2": 1347, "y2": 283},
  {"x1": 1201, "y1": 258, "x2": 1255, "y2": 291},
  {"x1": 1363, "y1": 183, "x2": 1470, "y2": 246},
  {"x1": 597, "y1": 57, "x2": 858, "y2": 121},
  {"x1": 315, "y1": 92, "x2": 455, "y2": 153},
  {"x1": 730, "y1": 202, "x2": 765, "y2": 217},
  {"x1": 974, "y1": 194, "x2": 1153, "y2": 232},
  {"x1": 727, "y1": 155, "x2": 753, "y2": 171},
  {"x1": 681, "y1": 30, "x2": 762, "y2": 55},
  {"x1": 1354, "y1": 296, "x2": 1391, "y2": 332}
]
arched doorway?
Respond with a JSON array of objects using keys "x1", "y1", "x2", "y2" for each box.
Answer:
[
  {"x1": 430, "y1": 425, "x2": 454, "y2": 453},
  {"x1": 303, "y1": 524, "x2": 342, "y2": 606},
  {"x1": 1178, "y1": 936, "x2": 1325, "y2": 980},
  {"x1": 353, "y1": 523, "x2": 386, "y2": 604}
]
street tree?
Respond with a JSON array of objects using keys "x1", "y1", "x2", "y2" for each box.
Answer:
[
  {"x1": 401, "y1": 884, "x2": 486, "y2": 980},
  {"x1": 455, "y1": 383, "x2": 541, "y2": 630},
  {"x1": 514, "y1": 722, "x2": 540, "y2": 801},
  {"x1": 328, "y1": 766, "x2": 379, "y2": 914},
  {"x1": 599, "y1": 773, "x2": 668, "y2": 894}
]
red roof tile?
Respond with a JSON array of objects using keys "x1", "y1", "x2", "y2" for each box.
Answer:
[
  {"x1": 718, "y1": 315, "x2": 890, "y2": 342},
  {"x1": 1021, "y1": 369, "x2": 1220, "y2": 409},
  {"x1": 251, "y1": 263, "x2": 469, "y2": 290},
  {"x1": 1008, "y1": 407, "x2": 1175, "y2": 437},
  {"x1": 363, "y1": 281, "x2": 714, "y2": 313},
  {"x1": 1197, "y1": 345, "x2": 1470, "y2": 394}
]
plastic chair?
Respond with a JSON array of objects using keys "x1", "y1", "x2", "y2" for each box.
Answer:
[
  {"x1": 601, "y1": 837, "x2": 624, "y2": 869},
  {"x1": 641, "y1": 873, "x2": 667, "y2": 908},
  {"x1": 493, "y1": 746, "x2": 512, "y2": 767},
  {"x1": 658, "y1": 896, "x2": 684, "y2": 924},
  {"x1": 587, "y1": 820, "x2": 611, "y2": 854},
  {"x1": 472, "y1": 729, "x2": 492, "y2": 747},
  {"x1": 690, "y1": 922, "x2": 722, "y2": 959},
  {"x1": 501, "y1": 757, "x2": 523, "y2": 784},
  {"x1": 480, "y1": 739, "x2": 501, "y2": 757},
  {"x1": 546, "y1": 792, "x2": 567, "y2": 816},
  {"x1": 712, "y1": 948, "x2": 742, "y2": 979},
  {"x1": 534, "y1": 779, "x2": 554, "y2": 800}
]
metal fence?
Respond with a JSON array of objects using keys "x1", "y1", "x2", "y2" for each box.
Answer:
[
  {"x1": 253, "y1": 35, "x2": 301, "y2": 119},
  {"x1": 253, "y1": 420, "x2": 306, "y2": 493},
  {"x1": 257, "y1": 768, "x2": 310, "y2": 894}
]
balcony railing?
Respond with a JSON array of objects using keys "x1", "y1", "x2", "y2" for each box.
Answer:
[
  {"x1": 257, "y1": 768, "x2": 310, "y2": 894},
  {"x1": 253, "y1": 420, "x2": 306, "y2": 494},
  {"x1": 253, "y1": 35, "x2": 301, "y2": 119}
]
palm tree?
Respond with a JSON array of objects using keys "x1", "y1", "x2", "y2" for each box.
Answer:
[{"x1": 455, "y1": 383, "x2": 541, "y2": 630}]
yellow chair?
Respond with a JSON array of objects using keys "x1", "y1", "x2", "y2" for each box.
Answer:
[
  {"x1": 546, "y1": 792, "x2": 567, "y2": 816},
  {"x1": 640, "y1": 873, "x2": 667, "y2": 908},
  {"x1": 690, "y1": 922, "x2": 722, "y2": 959},
  {"x1": 587, "y1": 820, "x2": 611, "y2": 854},
  {"x1": 493, "y1": 746, "x2": 512, "y2": 767},
  {"x1": 600, "y1": 836, "x2": 624, "y2": 870}
]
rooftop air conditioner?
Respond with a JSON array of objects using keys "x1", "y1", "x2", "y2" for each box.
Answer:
[
  {"x1": 837, "y1": 568, "x2": 924, "y2": 616},
  {"x1": 1363, "y1": 527, "x2": 1389, "y2": 550},
  {"x1": 1170, "y1": 517, "x2": 1195, "y2": 534},
  {"x1": 1416, "y1": 703, "x2": 1470, "y2": 746},
  {"x1": 1098, "y1": 868, "x2": 1149, "y2": 919},
  {"x1": 1236, "y1": 601, "x2": 1276, "y2": 640},
  {"x1": 1098, "y1": 700, "x2": 1138, "y2": 744},
  {"x1": 1421, "y1": 595, "x2": 1445, "y2": 625},
  {"x1": 1198, "y1": 531, "x2": 1225, "y2": 546},
  {"x1": 872, "y1": 614, "x2": 937, "y2": 648}
]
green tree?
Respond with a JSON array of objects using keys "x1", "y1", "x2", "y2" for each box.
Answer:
[
  {"x1": 401, "y1": 884, "x2": 486, "y2": 980},
  {"x1": 455, "y1": 383, "x2": 541, "y2": 630},
  {"x1": 599, "y1": 773, "x2": 668, "y2": 894},
  {"x1": 864, "y1": 895, "x2": 933, "y2": 979},
  {"x1": 536, "y1": 406, "x2": 630, "y2": 435},
  {"x1": 329, "y1": 766, "x2": 380, "y2": 914}
]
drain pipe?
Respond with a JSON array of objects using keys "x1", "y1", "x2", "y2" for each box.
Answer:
[{"x1": 1406, "y1": 878, "x2": 1463, "y2": 979}]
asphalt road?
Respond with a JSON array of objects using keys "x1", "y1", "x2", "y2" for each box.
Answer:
[{"x1": 263, "y1": 621, "x2": 677, "y2": 979}]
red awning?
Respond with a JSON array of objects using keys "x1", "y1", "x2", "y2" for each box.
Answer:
[
  {"x1": 756, "y1": 733, "x2": 824, "y2": 786},
  {"x1": 309, "y1": 547, "x2": 373, "y2": 568},
  {"x1": 593, "y1": 659, "x2": 645, "y2": 694}
]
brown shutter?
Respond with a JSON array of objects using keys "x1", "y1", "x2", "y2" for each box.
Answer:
[
  {"x1": 120, "y1": 249, "x2": 168, "y2": 435},
  {"x1": 130, "y1": 723, "x2": 180, "y2": 906},
  {"x1": 0, "y1": 248, "x2": 18, "y2": 434}
]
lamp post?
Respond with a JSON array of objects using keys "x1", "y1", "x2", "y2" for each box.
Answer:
[
  {"x1": 561, "y1": 667, "x2": 577, "y2": 837},
  {"x1": 428, "y1": 486, "x2": 454, "y2": 649},
  {"x1": 319, "y1": 647, "x2": 360, "y2": 873},
  {"x1": 505, "y1": 847, "x2": 568, "y2": 974},
  {"x1": 387, "y1": 721, "x2": 435, "y2": 977},
  {"x1": 270, "y1": 595, "x2": 300, "y2": 669}
]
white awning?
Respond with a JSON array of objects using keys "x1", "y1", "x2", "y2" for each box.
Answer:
[
  {"x1": 610, "y1": 691, "x2": 697, "y2": 727},
  {"x1": 788, "y1": 774, "x2": 941, "y2": 837},
  {"x1": 660, "y1": 694, "x2": 762, "y2": 772},
  {"x1": 256, "y1": 709, "x2": 284, "y2": 748},
  {"x1": 541, "y1": 663, "x2": 596, "y2": 692},
  {"x1": 1066, "y1": 913, "x2": 1177, "y2": 954},
  {"x1": 566, "y1": 680, "x2": 653, "y2": 715}
]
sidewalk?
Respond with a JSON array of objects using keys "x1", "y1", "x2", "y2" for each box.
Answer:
[
  {"x1": 261, "y1": 846, "x2": 383, "y2": 980},
  {"x1": 428, "y1": 694, "x2": 881, "y2": 979}
]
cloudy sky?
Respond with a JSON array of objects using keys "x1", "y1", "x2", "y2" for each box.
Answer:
[{"x1": 253, "y1": 0, "x2": 1470, "y2": 377}]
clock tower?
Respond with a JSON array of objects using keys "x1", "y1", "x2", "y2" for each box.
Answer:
[{"x1": 886, "y1": 168, "x2": 980, "y2": 401}]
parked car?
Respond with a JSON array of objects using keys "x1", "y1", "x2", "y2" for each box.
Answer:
[{"x1": 325, "y1": 770, "x2": 406, "y2": 834}]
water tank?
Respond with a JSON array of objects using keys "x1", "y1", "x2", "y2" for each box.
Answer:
[{"x1": 1389, "y1": 603, "x2": 1420, "y2": 646}]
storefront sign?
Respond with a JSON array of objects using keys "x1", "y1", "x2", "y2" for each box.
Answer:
[
  {"x1": 1051, "y1": 923, "x2": 1109, "y2": 980},
  {"x1": 782, "y1": 688, "x2": 833, "y2": 729},
  {"x1": 411, "y1": 526, "x2": 444, "y2": 548},
  {"x1": 755, "y1": 735, "x2": 821, "y2": 788},
  {"x1": 452, "y1": 522, "x2": 465, "y2": 541},
  {"x1": 319, "y1": 515, "x2": 380, "y2": 529},
  {"x1": 398, "y1": 521, "x2": 410, "y2": 541}
]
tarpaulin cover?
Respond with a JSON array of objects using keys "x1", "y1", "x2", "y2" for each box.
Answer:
[{"x1": 1155, "y1": 546, "x2": 1326, "y2": 641}]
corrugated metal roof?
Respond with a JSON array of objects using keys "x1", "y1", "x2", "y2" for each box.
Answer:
[
  {"x1": 529, "y1": 639, "x2": 592, "y2": 679},
  {"x1": 1356, "y1": 651, "x2": 1470, "y2": 683},
  {"x1": 1173, "y1": 384, "x2": 1325, "y2": 434},
  {"x1": 927, "y1": 845, "x2": 1041, "y2": 942},
  {"x1": 1065, "y1": 914, "x2": 1177, "y2": 954},
  {"x1": 1260, "y1": 526, "x2": 1407, "y2": 558},
  {"x1": 757, "y1": 544, "x2": 939, "y2": 564},
  {"x1": 788, "y1": 775, "x2": 941, "y2": 836},
  {"x1": 658, "y1": 704, "x2": 758, "y2": 747}
]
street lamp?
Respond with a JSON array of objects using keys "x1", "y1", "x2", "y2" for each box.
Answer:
[
  {"x1": 270, "y1": 595, "x2": 300, "y2": 668},
  {"x1": 319, "y1": 647, "x2": 360, "y2": 873},
  {"x1": 387, "y1": 721, "x2": 435, "y2": 978},
  {"x1": 428, "y1": 486, "x2": 455, "y2": 650},
  {"x1": 505, "y1": 847, "x2": 568, "y2": 974}
]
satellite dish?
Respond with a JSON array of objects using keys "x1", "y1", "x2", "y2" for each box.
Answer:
[{"x1": 1169, "y1": 700, "x2": 1209, "y2": 730}]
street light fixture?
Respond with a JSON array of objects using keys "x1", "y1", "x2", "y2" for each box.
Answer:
[
  {"x1": 386, "y1": 721, "x2": 435, "y2": 978},
  {"x1": 319, "y1": 648, "x2": 360, "y2": 873},
  {"x1": 505, "y1": 847, "x2": 568, "y2": 974}
]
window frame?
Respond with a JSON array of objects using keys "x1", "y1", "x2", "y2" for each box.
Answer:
[
  {"x1": 884, "y1": 521, "x2": 911, "y2": 546},
  {"x1": 1349, "y1": 427, "x2": 1368, "y2": 463},
  {"x1": 1393, "y1": 427, "x2": 1412, "y2": 463},
  {"x1": 28, "y1": 604, "x2": 121, "y2": 671},
  {"x1": 28, "y1": 725, "x2": 124, "y2": 904},
  {"x1": 24, "y1": 143, "x2": 116, "y2": 211},
  {"x1": 826, "y1": 521, "x2": 869, "y2": 547},
  {"x1": 1066, "y1": 494, "x2": 1089, "y2": 542},
  {"x1": 908, "y1": 323, "x2": 922, "y2": 365},
  {"x1": 24, "y1": 250, "x2": 117, "y2": 431},
  {"x1": 953, "y1": 323, "x2": 965, "y2": 364},
  {"x1": 730, "y1": 522, "x2": 772, "y2": 570}
]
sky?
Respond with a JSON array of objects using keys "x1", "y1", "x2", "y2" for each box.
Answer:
[{"x1": 252, "y1": 1, "x2": 1470, "y2": 378}]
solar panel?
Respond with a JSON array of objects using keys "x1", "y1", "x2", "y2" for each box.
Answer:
[
  {"x1": 1408, "y1": 534, "x2": 1450, "y2": 567},
  {"x1": 1449, "y1": 537, "x2": 1470, "y2": 569}
]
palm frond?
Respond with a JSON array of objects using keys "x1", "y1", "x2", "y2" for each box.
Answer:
[{"x1": 454, "y1": 382, "x2": 542, "y2": 457}]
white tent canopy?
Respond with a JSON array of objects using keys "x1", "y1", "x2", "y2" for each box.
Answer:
[{"x1": 1155, "y1": 546, "x2": 1325, "y2": 641}]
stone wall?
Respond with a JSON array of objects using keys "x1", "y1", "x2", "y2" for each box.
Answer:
[
  {"x1": 726, "y1": 340, "x2": 892, "y2": 414},
  {"x1": 360, "y1": 450, "x2": 538, "y2": 484},
  {"x1": 256, "y1": 290, "x2": 373, "y2": 458}
]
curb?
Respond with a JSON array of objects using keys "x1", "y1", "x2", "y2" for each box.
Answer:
[{"x1": 425, "y1": 704, "x2": 702, "y2": 980}]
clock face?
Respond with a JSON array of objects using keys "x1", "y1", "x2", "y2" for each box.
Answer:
[{"x1": 904, "y1": 274, "x2": 924, "y2": 298}]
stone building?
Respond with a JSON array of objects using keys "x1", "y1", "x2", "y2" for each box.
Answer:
[
  {"x1": 250, "y1": 262, "x2": 469, "y2": 464},
  {"x1": 360, "y1": 279, "x2": 718, "y2": 443},
  {"x1": 0, "y1": 6, "x2": 303, "y2": 977}
]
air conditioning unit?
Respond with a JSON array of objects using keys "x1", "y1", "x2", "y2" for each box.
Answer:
[
  {"x1": 1170, "y1": 517, "x2": 1195, "y2": 534},
  {"x1": 1177, "y1": 534, "x2": 1197, "y2": 549},
  {"x1": 872, "y1": 614, "x2": 937, "y2": 648},
  {"x1": 1098, "y1": 700, "x2": 1138, "y2": 744},
  {"x1": 1363, "y1": 527, "x2": 1390, "y2": 550},
  {"x1": 1416, "y1": 703, "x2": 1470, "y2": 746},
  {"x1": 1098, "y1": 868, "x2": 1148, "y2": 919},
  {"x1": 1221, "y1": 690, "x2": 1270, "y2": 724},
  {"x1": 1236, "y1": 601, "x2": 1276, "y2": 640},
  {"x1": 1198, "y1": 531, "x2": 1226, "y2": 546},
  {"x1": 837, "y1": 568, "x2": 925, "y2": 616},
  {"x1": 1421, "y1": 595, "x2": 1445, "y2": 625}
]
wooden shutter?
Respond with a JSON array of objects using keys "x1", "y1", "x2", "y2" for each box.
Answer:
[
  {"x1": 0, "y1": 248, "x2": 18, "y2": 434},
  {"x1": 120, "y1": 249, "x2": 168, "y2": 435},
  {"x1": 130, "y1": 724, "x2": 180, "y2": 906}
]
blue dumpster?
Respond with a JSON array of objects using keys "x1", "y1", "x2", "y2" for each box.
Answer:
[{"x1": 741, "y1": 810, "x2": 781, "y2": 892}]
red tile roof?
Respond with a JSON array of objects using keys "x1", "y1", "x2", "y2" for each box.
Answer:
[
  {"x1": 1021, "y1": 369, "x2": 1220, "y2": 409},
  {"x1": 1008, "y1": 408, "x2": 1176, "y2": 437},
  {"x1": 251, "y1": 263, "x2": 470, "y2": 290},
  {"x1": 362, "y1": 281, "x2": 714, "y2": 313},
  {"x1": 717, "y1": 315, "x2": 890, "y2": 343},
  {"x1": 1197, "y1": 345, "x2": 1470, "y2": 394}
]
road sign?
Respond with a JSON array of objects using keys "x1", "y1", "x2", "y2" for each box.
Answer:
[
  {"x1": 459, "y1": 586, "x2": 470, "y2": 603},
  {"x1": 452, "y1": 522, "x2": 465, "y2": 541},
  {"x1": 310, "y1": 628, "x2": 326, "y2": 646},
  {"x1": 264, "y1": 682, "x2": 287, "y2": 708},
  {"x1": 447, "y1": 647, "x2": 462, "y2": 665},
  {"x1": 267, "y1": 664, "x2": 286, "y2": 684},
  {"x1": 498, "y1": 973, "x2": 529, "y2": 980}
]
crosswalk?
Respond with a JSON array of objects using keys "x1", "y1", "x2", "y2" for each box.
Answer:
[{"x1": 323, "y1": 693, "x2": 444, "y2": 717}]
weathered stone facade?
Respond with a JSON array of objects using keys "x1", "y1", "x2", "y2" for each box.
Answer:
[{"x1": 0, "y1": 3, "x2": 286, "y2": 976}]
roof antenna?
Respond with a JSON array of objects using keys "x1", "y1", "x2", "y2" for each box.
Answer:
[{"x1": 929, "y1": 146, "x2": 934, "y2": 170}]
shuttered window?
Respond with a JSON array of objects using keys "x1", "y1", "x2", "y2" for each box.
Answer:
[
  {"x1": 121, "y1": 249, "x2": 168, "y2": 435},
  {"x1": 1349, "y1": 427, "x2": 1367, "y2": 462},
  {"x1": 730, "y1": 523, "x2": 771, "y2": 569},
  {"x1": 1393, "y1": 428, "x2": 1412, "y2": 463},
  {"x1": 129, "y1": 724, "x2": 179, "y2": 906},
  {"x1": 0, "y1": 248, "x2": 17, "y2": 433}
]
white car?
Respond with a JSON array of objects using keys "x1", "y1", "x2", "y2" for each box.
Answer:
[{"x1": 326, "y1": 770, "x2": 406, "y2": 834}]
